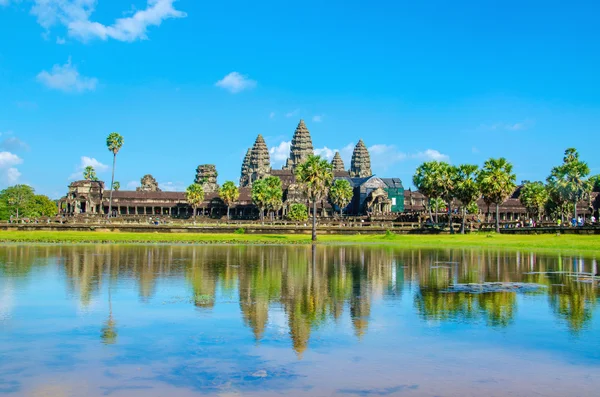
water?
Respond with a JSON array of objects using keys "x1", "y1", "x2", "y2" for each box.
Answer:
[{"x1": 0, "y1": 244, "x2": 599, "y2": 397}]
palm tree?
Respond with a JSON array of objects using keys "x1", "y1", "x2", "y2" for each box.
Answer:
[
  {"x1": 83, "y1": 166, "x2": 98, "y2": 214},
  {"x1": 413, "y1": 161, "x2": 444, "y2": 224},
  {"x1": 251, "y1": 178, "x2": 269, "y2": 223},
  {"x1": 453, "y1": 164, "x2": 480, "y2": 234},
  {"x1": 264, "y1": 176, "x2": 283, "y2": 221},
  {"x1": 112, "y1": 181, "x2": 120, "y2": 191},
  {"x1": 477, "y1": 158, "x2": 516, "y2": 233},
  {"x1": 219, "y1": 181, "x2": 240, "y2": 220},
  {"x1": 295, "y1": 155, "x2": 334, "y2": 242},
  {"x1": 329, "y1": 179, "x2": 353, "y2": 217},
  {"x1": 437, "y1": 162, "x2": 457, "y2": 233},
  {"x1": 519, "y1": 181, "x2": 549, "y2": 223},
  {"x1": 106, "y1": 132, "x2": 124, "y2": 218},
  {"x1": 186, "y1": 183, "x2": 205, "y2": 221},
  {"x1": 547, "y1": 148, "x2": 591, "y2": 222}
]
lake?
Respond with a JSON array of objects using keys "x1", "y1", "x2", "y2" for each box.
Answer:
[{"x1": 0, "y1": 244, "x2": 599, "y2": 397}]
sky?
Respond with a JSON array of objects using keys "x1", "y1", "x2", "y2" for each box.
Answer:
[{"x1": 0, "y1": 0, "x2": 599, "y2": 198}]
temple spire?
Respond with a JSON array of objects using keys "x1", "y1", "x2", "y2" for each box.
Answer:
[
  {"x1": 248, "y1": 134, "x2": 271, "y2": 184},
  {"x1": 283, "y1": 119, "x2": 314, "y2": 170},
  {"x1": 349, "y1": 139, "x2": 372, "y2": 178},
  {"x1": 331, "y1": 151, "x2": 345, "y2": 172},
  {"x1": 240, "y1": 148, "x2": 252, "y2": 187}
]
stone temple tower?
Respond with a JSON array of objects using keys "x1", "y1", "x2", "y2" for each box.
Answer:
[
  {"x1": 239, "y1": 148, "x2": 252, "y2": 187},
  {"x1": 331, "y1": 152, "x2": 345, "y2": 172},
  {"x1": 349, "y1": 139, "x2": 372, "y2": 178},
  {"x1": 248, "y1": 134, "x2": 271, "y2": 185},
  {"x1": 195, "y1": 164, "x2": 219, "y2": 193},
  {"x1": 283, "y1": 119, "x2": 314, "y2": 171}
]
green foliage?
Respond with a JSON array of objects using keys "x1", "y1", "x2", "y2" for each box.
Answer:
[
  {"x1": 287, "y1": 203, "x2": 308, "y2": 222},
  {"x1": 589, "y1": 175, "x2": 600, "y2": 193},
  {"x1": 477, "y1": 158, "x2": 517, "y2": 206},
  {"x1": 329, "y1": 179, "x2": 353, "y2": 215},
  {"x1": 251, "y1": 176, "x2": 283, "y2": 221},
  {"x1": 546, "y1": 148, "x2": 591, "y2": 218},
  {"x1": 234, "y1": 227, "x2": 245, "y2": 234},
  {"x1": 219, "y1": 181, "x2": 240, "y2": 206},
  {"x1": 106, "y1": 132, "x2": 124, "y2": 155},
  {"x1": 428, "y1": 197, "x2": 447, "y2": 213},
  {"x1": 0, "y1": 185, "x2": 56, "y2": 219},
  {"x1": 186, "y1": 183, "x2": 205, "y2": 217},
  {"x1": 454, "y1": 164, "x2": 480, "y2": 209},
  {"x1": 383, "y1": 230, "x2": 395, "y2": 239},
  {"x1": 112, "y1": 181, "x2": 120, "y2": 191},
  {"x1": 29, "y1": 195, "x2": 58, "y2": 217},
  {"x1": 295, "y1": 155, "x2": 334, "y2": 202},
  {"x1": 83, "y1": 166, "x2": 97, "y2": 181},
  {"x1": 520, "y1": 181, "x2": 549, "y2": 220}
]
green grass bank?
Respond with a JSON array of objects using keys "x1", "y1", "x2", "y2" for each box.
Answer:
[{"x1": 1, "y1": 230, "x2": 599, "y2": 253}]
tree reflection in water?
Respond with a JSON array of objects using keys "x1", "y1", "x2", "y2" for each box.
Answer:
[{"x1": 0, "y1": 245, "x2": 598, "y2": 354}]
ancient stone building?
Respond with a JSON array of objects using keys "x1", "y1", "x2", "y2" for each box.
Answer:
[
  {"x1": 331, "y1": 152, "x2": 345, "y2": 172},
  {"x1": 283, "y1": 119, "x2": 314, "y2": 171},
  {"x1": 349, "y1": 140, "x2": 372, "y2": 178},
  {"x1": 137, "y1": 174, "x2": 161, "y2": 192},
  {"x1": 240, "y1": 149, "x2": 252, "y2": 187},
  {"x1": 240, "y1": 135, "x2": 271, "y2": 187},
  {"x1": 195, "y1": 164, "x2": 219, "y2": 193},
  {"x1": 62, "y1": 180, "x2": 105, "y2": 214}
]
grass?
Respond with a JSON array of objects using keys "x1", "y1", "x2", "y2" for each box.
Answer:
[{"x1": 0, "y1": 230, "x2": 599, "y2": 253}]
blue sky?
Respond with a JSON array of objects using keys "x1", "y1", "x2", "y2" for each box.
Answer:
[{"x1": 0, "y1": 0, "x2": 599, "y2": 198}]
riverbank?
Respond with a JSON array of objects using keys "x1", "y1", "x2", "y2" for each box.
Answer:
[{"x1": 1, "y1": 230, "x2": 599, "y2": 253}]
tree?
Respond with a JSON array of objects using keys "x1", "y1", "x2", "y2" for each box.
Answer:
[
  {"x1": 413, "y1": 161, "x2": 445, "y2": 223},
  {"x1": 264, "y1": 176, "x2": 283, "y2": 221},
  {"x1": 186, "y1": 183, "x2": 205, "y2": 220},
  {"x1": 3, "y1": 185, "x2": 34, "y2": 220},
  {"x1": 219, "y1": 181, "x2": 240, "y2": 220},
  {"x1": 83, "y1": 166, "x2": 97, "y2": 181},
  {"x1": 29, "y1": 195, "x2": 58, "y2": 218},
  {"x1": 113, "y1": 181, "x2": 120, "y2": 191},
  {"x1": 106, "y1": 132, "x2": 124, "y2": 217},
  {"x1": 477, "y1": 158, "x2": 516, "y2": 233},
  {"x1": 453, "y1": 164, "x2": 480, "y2": 234},
  {"x1": 519, "y1": 182, "x2": 549, "y2": 223},
  {"x1": 295, "y1": 155, "x2": 334, "y2": 242},
  {"x1": 437, "y1": 163, "x2": 458, "y2": 233},
  {"x1": 329, "y1": 179, "x2": 353, "y2": 217},
  {"x1": 287, "y1": 203, "x2": 308, "y2": 222},
  {"x1": 547, "y1": 148, "x2": 591, "y2": 222},
  {"x1": 252, "y1": 176, "x2": 283, "y2": 223}
]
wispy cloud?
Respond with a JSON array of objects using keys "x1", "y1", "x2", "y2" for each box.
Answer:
[
  {"x1": 312, "y1": 115, "x2": 324, "y2": 123},
  {"x1": 269, "y1": 141, "x2": 291, "y2": 167},
  {"x1": 159, "y1": 181, "x2": 185, "y2": 191},
  {"x1": 368, "y1": 144, "x2": 450, "y2": 171},
  {"x1": 37, "y1": 58, "x2": 97, "y2": 93},
  {"x1": 1, "y1": 137, "x2": 30, "y2": 152},
  {"x1": 68, "y1": 156, "x2": 109, "y2": 180},
  {"x1": 285, "y1": 109, "x2": 300, "y2": 118},
  {"x1": 31, "y1": 0, "x2": 186, "y2": 42},
  {"x1": 479, "y1": 119, "x2": 534, "y2": 131},
  {"x1": 0, "y1": 151, "x2": 24, "y2": 185},
  {"x1": 215, "y1": 72, "x2": 257, "y2": 94}
]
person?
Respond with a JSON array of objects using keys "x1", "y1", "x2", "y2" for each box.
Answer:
[
  {"x1": 529, "y1": 218, "x2": 534, "y2": 227},
  {"x1": 591, "y1": 215, "x2": 597, "y2": 224},
  {"x1": 571, "y1": 217, "x2": 577, "y2": 227},
  {"x1": 577, "y1": 216, "x2": 583, "y2": 227}
]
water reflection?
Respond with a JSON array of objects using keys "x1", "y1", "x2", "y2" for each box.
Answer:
[{"x1": 0, "y1": 245, "x2": 599, "y2": 396}]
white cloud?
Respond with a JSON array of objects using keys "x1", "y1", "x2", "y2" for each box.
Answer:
[
  {"x1": 37, "y1": 58, "x2": 97, "y2": 93},
  {"x1": 285, "y1": 109, "x2": 300, "y2": 118},
  {"x1": 269, "y1": 141, "x2": 291, "y2": 167},
  {"x1": 126, "y1": 180, "x2": 140, "y2": 190},
  {"x1": 0, "y1": 151, "x2": 23, "y2": 185},
  {"x1": 215, "y1": 72, "x2": 256, "y2": 94},
  {"x1": 414, "y1": 149, "x2": 449, "y2": 162},
  {"x1": 1, "y1": 137, "x2": 30, "y2": 152},
  {"x1": 366, "y1": 144, "x2": 450, "y2": 172},
  {"x1": 159, "y1": 181, "x2": 185, "y2": 191},
  {"x1": 312, "y1": 115, "x2": 324, "y2": 123},
  {"x1": 269, "y1": 112, "x2": 275, "y2": 119},
  {"x1": 314, "y1": 146, "x2": 335, "y2": 160},
  {"x1": 68, "y1": 156, "x2": 109, "y2": 180},
  {"x1": 31, "y1": 0, "x2": 186, "y2": 42},
  {"x1": 479, "y1": 120, "x2": 533, "y2": 131}
]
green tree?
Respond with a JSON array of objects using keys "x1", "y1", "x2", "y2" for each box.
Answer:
[
  {"x1": 264, "y1": 176, "x2": 283, "y2": 221},
  {"x1": 329, "y1": 179, "x2": 353, "y2": 217},
  {"x1": 437, "y1": 163, "x2": 458, "y2": 233},
  {"x1": 2, "y1": 184, "x2": 34, "y2": 220},
  {"x1": 106, "y1": 132, "x2": 124, "y2": 217},
  {"x1": 186, "y1": 183, "x2": 205, "y2": 220},
  {"x1": 519, "y1": 181, "x2": 549, "y2": 223},
  {"x1": 453, "y1": 164, "x2": 480, "y2": 234},
  {"x1": 413, "y1": 161, "x2": 445, "y2": 223},
  {"x1": 83, "y1": 166, "x2": 98, "y2": 181},
  {"x1": 219, "y1": 181, "x2": 240, "y2": 220},
  {"x1": 477, "y1": 157, "x2": 517, "y2": 233},
  {"x1": 547, "y1": 148, "x2": 591, "y2": 221},
  {"x1": 113, "y1": 181, "x2": 120, "y2": 191},
  {"x1": 251, "y1": 179, "x2": 269, "y2": 223},
  {"x1": 287, "y1": 203, "x2": 308, "y2": 222},
  {"x1": 295, "y1": 155, "x2": 334, "y2": 242},
  {"x1": 29, "y1": 195, "x2": 58, "y2": 217}
]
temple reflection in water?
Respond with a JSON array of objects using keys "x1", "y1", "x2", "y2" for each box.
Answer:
[{"x1": 0, "y1": 245, "x2": 598, "y2": 355}]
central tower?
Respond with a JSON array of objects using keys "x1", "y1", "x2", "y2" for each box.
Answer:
[{"x1": 283, "y1": 119, "x2": 314, "y2": 171}]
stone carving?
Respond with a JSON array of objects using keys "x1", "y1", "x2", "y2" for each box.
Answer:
[
  {"x1": 247, "y1": 134, "x2": 271, "y2": 185},
  {"x1": 331, "y1": 152, "x2": 345, "y2": 172},
  {"x1": 195, "y1": 164, "x2": 219, "y2": 193},
  {"x1": 137, "y1": 174, "x2": 161, "y2": 192},
  {"x1": 349, "y1": 139, "x2": 372, "y2": 178},
  {"x1": 240, "y1": 148, "x2": 252, "y2": 187},
  {"x1": 283, "y1": 119, "x2": 314, "y2": 171}
]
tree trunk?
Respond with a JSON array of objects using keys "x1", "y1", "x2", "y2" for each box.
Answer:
[
  {"x1": 427, "y1": 198, "x2": 433, "y2": 224},
  {"x1": 108, "y1": 153, "x2": 116, "y2": 218},
  {"x1": 574, "y1": 200, "x2": 578, "y2": 224},
  {"x1": 495, "y1": 203, "x2": 500, "y2": 233},
  {"x1": 435, "y1": 201, "x2": 439, "y2": 224},
  {"x1": 227, "y1": 205, "x2": 230, "y2": 220},
  {"x1": 312, "y1": 199, "x2": 317, "y2": 242},
  {"x1": 461, "y1": 207, "x2": 466, "y2": 234},
  {"x1": 448, "y1": 201, "x2": 454, "y2": 234},
  {"x1": 16, "y1": 207, "x2": 19, "y2": 220}
]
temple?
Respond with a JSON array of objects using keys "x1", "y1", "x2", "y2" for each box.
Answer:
[{"x1": 58, "y1": 119, "x2": 597, "y2": 222}]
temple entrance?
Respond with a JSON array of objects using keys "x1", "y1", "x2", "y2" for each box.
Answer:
[{"x1": 80, "y1": 202, "x2": 87, "y2": 213}]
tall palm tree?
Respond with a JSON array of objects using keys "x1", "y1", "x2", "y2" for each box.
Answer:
[
  {"x1": 295, "y1": 155, "x2": 334, "y2": 242},
  {"x1": 477, "y1": 158, "x2": 516, "y2": 233},
  {"x1": 113, "y1": 181, "x2": 120, "y2": 191},
  {"x1": 547, "y1": 148, "x2": 591, "y2": 221},
  {"x1": 106, "y1": 132, "x2": 124, "y2": 218},
  {"x1": 186, "y1": 183, "x2": 205, "y2": 221},
  {"x1": 453, "y1": 164, "x2": 480, "y2": 234},
  {"x1": 251, "y1": 178, "x2": 269, "y2": 224},
  {"x1": 329, "y1": 179, "x2": 353, "y2": 217},
  {"x1": 413, "y1": 161, "x2": 445, "y2": 224},
  {"x1": 219, "y1": 181, "x2": 240, "y2": 220},
  {"x1": 519, "y1": 181, "x2": 549, "y2": 223},
  {"x1": 83, "y1": 166, "x2": 98, "y2": 214},
  {"x1": 437, "y1": 162, "x2": 457, "y2": 233}
]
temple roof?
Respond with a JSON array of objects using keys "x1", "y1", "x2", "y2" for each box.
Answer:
[
  {"x1": 284, "y1": 119, "x2": 314, "y2": 170},
  {"x1": 331, "y1": 152, "x2": 345, "y2": 172},
  {"x1": 350, "y1": 139, "x2": 372, "y2": 178}
]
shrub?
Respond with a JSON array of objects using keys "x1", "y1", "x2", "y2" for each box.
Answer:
[
  {"x1": 287, "y1": 204, "x2": 308, "y2": 222},
  {"x1": 234, "y1": 227, "x2": 245, "y2": 234}
]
